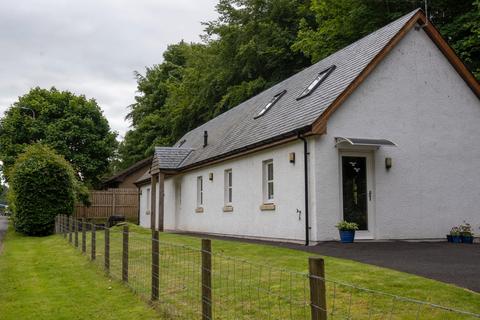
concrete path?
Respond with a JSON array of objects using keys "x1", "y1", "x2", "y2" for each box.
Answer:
[
  {"x1": 0, "y1": 216, "x2": 8, "y2": 252},
  {"x1": 176, "y1": 232, "x2": 480, "y2": 292}
]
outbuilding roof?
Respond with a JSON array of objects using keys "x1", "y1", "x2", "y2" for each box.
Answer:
[
  {"x1": 102, "y1": 156, "x2": 153, "y2": 186},
  {"x1": 150, "y1": 147, "x2": 193, "y2": 172},
  {"x1": 151, "y1": 9, "x2": 479, "y2": 173}
]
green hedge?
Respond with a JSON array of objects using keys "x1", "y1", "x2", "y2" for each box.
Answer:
[{"x1": 9, "y1": 144, "x2": 76, "y2": 236}]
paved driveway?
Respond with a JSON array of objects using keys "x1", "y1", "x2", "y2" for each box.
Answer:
[
  {"x1": 303, "y1": 241, "x2": 480, "y2": 293},
  {"x1": 177, "y1": 232, "x2": 480, "y2": 292},
  {"x1": 0, "y1": 216, "x2": 8, "y2": 252}
]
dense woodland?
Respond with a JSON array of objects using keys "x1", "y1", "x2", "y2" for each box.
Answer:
[{"x1": 117, "y1": 0, "x2": 479, "y2": 169}]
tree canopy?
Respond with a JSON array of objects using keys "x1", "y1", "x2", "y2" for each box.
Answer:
[
  {"x1": 0, "y1": 87, "x2": 118, "y2": 187},
  {"x1": 118, "y1": 0, "x2": 479, "y2": 169}
]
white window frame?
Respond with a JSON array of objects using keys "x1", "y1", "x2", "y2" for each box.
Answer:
[
  {"x1": 196, "y1": 176, "x2": 203, "y2": 207},
  {"x1": 224, "y1": 169, "x2": 233, "y2": 205},
  {"x1": 262, "y1": 160, "x2": 274, "y2": 203}
]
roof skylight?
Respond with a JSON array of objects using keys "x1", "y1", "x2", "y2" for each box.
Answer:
[
  {"x1": 254, "y1": 90, "x2": 287, "y2": 119},
  {"x1": 297, "y1": 65, "x2": 336, "y2": 100}
]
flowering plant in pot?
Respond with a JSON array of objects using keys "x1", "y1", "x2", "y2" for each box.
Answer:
[
  {"x1": 335, "y1": 221, "x2": 359, "y2": 243},
  {"x1": 460, "y1": 222, "x2": 474, "y2": 244},
  {"x1": 449, "y1": 226, "x2": 462, "y2": 243}
]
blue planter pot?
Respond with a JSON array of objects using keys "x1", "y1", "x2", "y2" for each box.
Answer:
[
  {"x1": 461, "y1": 235, "x2": 474, "y2": 244},
  {"x1": 339, "y1": 230, "x2": 355, "y2": 243},
  {"x1": 451, "y1": 235, "x2": 462, "y2": 243}
]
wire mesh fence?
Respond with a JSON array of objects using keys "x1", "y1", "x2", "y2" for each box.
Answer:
[{"x1": 55, "y1": 215, "x2": 480, "y2": 320}]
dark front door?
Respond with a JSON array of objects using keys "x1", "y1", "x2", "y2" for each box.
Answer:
[{"x1": 341, "y1": 155, "x2": 369, "y2": 231}]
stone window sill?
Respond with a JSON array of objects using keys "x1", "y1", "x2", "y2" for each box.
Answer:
[
  {"x1": 223, "y1": 205, "x2": 234, "y2": 212},
  {"x1": 259, "y1": 203, "x2": 276, "y2": 211},
  {"x1": 195, "y1": 207, "x2": 204, "y2": 213}
]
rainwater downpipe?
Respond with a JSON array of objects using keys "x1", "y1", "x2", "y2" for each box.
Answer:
[{"x1": 297, "y1": 133, "x2": 310, "y2": 246}]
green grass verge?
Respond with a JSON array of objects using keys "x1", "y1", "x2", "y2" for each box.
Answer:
[
  {"x1": 2, "y1": 221, "x2": 479, "y2": 320},
  {"x1": 110, "y1": 224, "x2": 480, "y2": 319},
  {"x1": 0, "y1": 224, "x2": 160, "y2": 320}
]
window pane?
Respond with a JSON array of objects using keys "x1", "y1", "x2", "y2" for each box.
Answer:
[
  {"x1": 197, "y1": 177, "x2": 203, "y2": 206},
  {"x1": 268, "y1": 182, "x2": 274, "y2": 199},
  {"x1": 267, "y1": 162, "x2": 273, "y2": 181},
  {"x1": 228, "y1": 188, "x2": 232, "y2": 203},
  {"x1": 342, "y1": 156, "x2": 367, "y2": 230},
  {"x1": 146, "y1": 189, "x2": 150, "y2": 208}
]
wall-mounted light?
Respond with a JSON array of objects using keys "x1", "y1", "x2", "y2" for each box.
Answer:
[
  {"x1": 385, "y1": 157, "x2": 392, "y2": 170},
  {"x1": 289, "y1": 152, "x2": 296, "y2": 164},
  {"x1": 208, "y1": 172, "x2": 213, "y2": 181}
]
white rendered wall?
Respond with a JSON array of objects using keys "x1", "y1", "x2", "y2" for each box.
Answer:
[
  {"x1": 139, "y1": 184, "x2": 151, "y2": 228},
  {"x1": 164, "y1": 178, "x2": 176, "y2": 230},
  {"x1": 139, "y1": 182, "x2": 159, "y2": 229},
  {"x1": 314, "y1": 26, "x2": 480, "y2": 240},
  {"x1": 141, "y1": 141, "x2": 314, "y2": 242}
]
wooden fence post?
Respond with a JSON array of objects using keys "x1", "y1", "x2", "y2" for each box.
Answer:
[
  {"x1": 151, "y1": 230, "x2": 159, "y2": 301},
  {"x1": 201, "y1": 239, "x2": 212, "y2": 320},
  {"x1": 74, "y1": 218, "x2": 79, "y2": 248},
  {"x1": 82, "y1": 218, "x2": 86, "y2": 253},
  {"x1": 68, "y1": 217, "x2": 72, "y2": 243},
  {"x1": 122, "y1": 225, "x2": 129, "y2": 282},
  {"x1": 105, "y1": 228, "x2": 110, "y2": 273},
  {"x1": 308, "y1": 257, "x2": 327, "y2": 320},
  {"x1": 91, "y1": 224, "x2": 96, "y2": 260}
]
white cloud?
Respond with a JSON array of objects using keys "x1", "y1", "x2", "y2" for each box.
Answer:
[{"x1": 0, "y1": 0, "x2": 218, "y2": 137}]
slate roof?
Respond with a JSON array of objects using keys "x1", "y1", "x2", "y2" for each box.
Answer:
[
  {"x1": 151, "y1": 147, "x2": 193, "y2": 172},
  {"x1": 152, "y1": 10, "x2": 420, "y2": 171}
]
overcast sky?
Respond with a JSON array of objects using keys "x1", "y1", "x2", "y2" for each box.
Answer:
[{"x1": 0, "y1": 0, "x2": 218, "y2": 139}]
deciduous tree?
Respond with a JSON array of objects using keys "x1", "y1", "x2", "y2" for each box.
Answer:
[{"x1": 0, "y1": 87, "x2": 117, "y2": 187}]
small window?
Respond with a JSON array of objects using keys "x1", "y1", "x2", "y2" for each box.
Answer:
[
  {"x1": 224, "y1": 169, "x2": 233, "y2": 205},
  {"x1": 297, "y1": 65, "x2": 336, "y2": 100},
  {"x1": 146, "y1": 188, "x2": 151, "y2": 214},
  {"x1": 263, "y1": 160, "x2": 274, "y2": 203},
  {"x1": 254, "y1": 90, "x2": 287, "y2": 119},
  {"x1": 196, "y1": 176, "x2": 203, "y2": 207}
]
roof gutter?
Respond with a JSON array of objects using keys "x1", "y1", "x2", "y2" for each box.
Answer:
[{"x1": 297, "y1": 132, "x2": 310, "y2": 246}]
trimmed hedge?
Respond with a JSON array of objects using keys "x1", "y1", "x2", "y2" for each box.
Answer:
[{"x1": 9, "y1": 144, "x2": 76, "y2": 236}]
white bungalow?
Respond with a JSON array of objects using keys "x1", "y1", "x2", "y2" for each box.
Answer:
[{"x1": 135, "y1": 9, "x2": 480, "y2": 244}]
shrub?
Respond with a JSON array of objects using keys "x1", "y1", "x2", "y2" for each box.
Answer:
[
  {"x1": 335, "y1": 220, "x2": 359, "y2": 231},
  {"x1": 9, "y1": 144, "x2": 76, "y2": 236}
]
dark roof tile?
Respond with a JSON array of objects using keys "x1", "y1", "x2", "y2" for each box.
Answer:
[{"x1": 153, "y1": 10, "x2": 420, "y2": 170}]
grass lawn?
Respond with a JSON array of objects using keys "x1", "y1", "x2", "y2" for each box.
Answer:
[
  {"x1": 0, "y1": 225, "x2": 161, "y2": 320},
  {"x1": 1, "y1": 220, "x2": 479, "y2": 320},
  {"x1": 107, "y1": 224, "x2": 480, "y2": 319}
]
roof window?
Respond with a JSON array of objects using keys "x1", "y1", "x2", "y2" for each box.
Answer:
[
  {"x1": 297, "y1": 65, "x2": 336, "y2": 100},
  {"x1": 254, "y1": 90, "x2": 286, "y2": 119}
]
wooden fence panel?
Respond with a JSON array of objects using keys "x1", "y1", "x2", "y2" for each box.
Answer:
[{"x1": 74, "y1": 188, "x2": 138, "y2": 221}]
